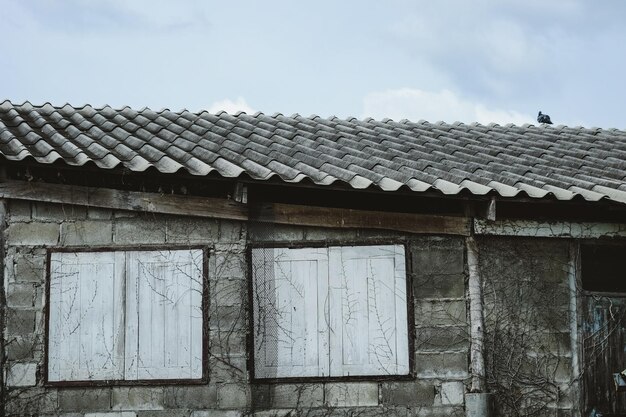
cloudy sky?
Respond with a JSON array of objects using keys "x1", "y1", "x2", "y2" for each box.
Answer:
[{"x1": 2, "y1": 0, "x2": 625, "y2": 127}]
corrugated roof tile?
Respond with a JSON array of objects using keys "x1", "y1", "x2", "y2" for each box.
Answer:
[{"x1": 1, "y1": 101, "x2": 625, "y2": 204}]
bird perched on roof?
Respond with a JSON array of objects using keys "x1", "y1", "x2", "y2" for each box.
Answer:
[{"x1": 537, "y1": 111, "x2": 553, "y2": 124}]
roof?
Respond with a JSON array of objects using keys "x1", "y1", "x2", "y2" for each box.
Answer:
[{"x1": 1, "y1": 100, "x2": 626, "y2": 204}]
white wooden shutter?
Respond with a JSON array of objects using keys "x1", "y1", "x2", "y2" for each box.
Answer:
[
  {"x1": 125, "y1": 249, "x2": 203, "y2": 380},
  {"x1": 48, "y1": 252, "x2": 125, "y2": 381},
  {"x1": 252, "y1": 247, "x2": 330, "y2": 378},
  {"x1": 328, "y1": 244, "x2": 409, "y2": 376}
]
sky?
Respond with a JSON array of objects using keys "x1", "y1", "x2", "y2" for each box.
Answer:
[{"x1": 1, "y1": 0, "x2": 626, "y2": 128}]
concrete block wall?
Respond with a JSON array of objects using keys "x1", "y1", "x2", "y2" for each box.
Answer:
[
  {"x1": 477, "y1": 237, "x2": 574, "y2": 416},
  {"x1": 2, "y1": 200, "x2": 469, "y2": 416},
  {"x1": 2, "y1": 200, "x2": 243, "y2": 416},
  {"x1": 246, "y1": 224, "x2": 469, "y2": 417}
]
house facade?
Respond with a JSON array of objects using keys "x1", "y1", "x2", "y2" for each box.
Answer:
[{"x1": 1, "y1": 101, "x2": 626, "y2": 417}]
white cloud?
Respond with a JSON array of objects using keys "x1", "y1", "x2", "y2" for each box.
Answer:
[
  {"x1": 207, "y1": 97, "x2": 256, "y2": 115},
  {"x1": 363, "y1": 88, "x2": 533, "y2": 125}
]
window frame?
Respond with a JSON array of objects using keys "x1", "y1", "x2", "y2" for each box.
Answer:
[
  {"x1": 43, "y1": 245, "x2": 210, "y2": 387},
  {"x1": 247, "y1": 240, "x2": 416, "y2": 384}
]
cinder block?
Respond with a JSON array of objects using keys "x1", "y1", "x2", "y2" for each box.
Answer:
[
  {"x1": 414, "y1": 274, "x2": 465, "y2": 299},
  {"x1": 210, "y1": 330, "x2": 247, "y2": 357},
  {"x1": 381, "y1": 381, "x2": 434, "y2": 406},
  {"x1": 415, "y1": 352, "x2": 468, "y2": 378},
  {"x1": 414, "y1": 300, "x2": 467, "y2": 327},
  {"x1": 268, "y1": 384, "x2": 324, "y2": 408},
  {"x1": 138, "y1": 411, "x2": 190, "y2": 417},
  {"x1": 251, "y1": 411, "x2": 301, "y2": 417},
  {"x1": 5, "y1": 388, "x2": 58, "y2": 415},
  {"x1": 114, "y1": 218, "x2": 166, "y2": 244},
  {"x1": 61, "y1": 220, "x2": 113, "y2": 245},
  {"x1": 413, "y1": 248, "x2": 465, "y2": 275},
  {"x1": 41, "y1": 414, "x2": 83, "y2": 417},
  {"x1": 248, "y1": 223, "x2": 302, "y2": 242},
  {"x1": 112, "y1": 387, "x2": 164, "y2": 411},
  {"x1": 440, "y1": 381, "x2": 464, "y2": 405},
  {"x1": 7, "y1": 282, "x2": 36, "y2": 307},
  {"x1": 85, "y1": 413, "x2": 137, "y2": 417},
  {"x1": 415, "y1": 326, "x2": 468, "y2": 352},
  {"x1": 325, "y1": 382, "x2": 379, "y2": 407},
  {"x1": 214, "y1": 252, "x2": 246, "y2": 280},
  {"x1": 191, "y1": 410, "x2": 242, "y2": 417},
  {"x1": 217, "y1": 383, "x2": 249, "y2": 409},
  {"x1": 58, "y1": 388, "x2": 112, "y2": 412},
  {"x1": 219, "y1": 221, "x2": 246, "y2": 243},
  {"x1": 164, "y1": 385, "x2": 218, "y2": 409},
  {"x1": 211, "y1": 278, "x2": 246, "y2": 308},
  {"x1": 554, "y1": 358, "x2": 573, "y2": 382},
  {"x1": 6, "y1": 221, "x2": 59, "y2": 245},
  {"x1": 114, "y1": 210, "x2": 138, "y2": 218},
  {"x1": 539, "y1": 260, "x2": 569, "y2": 283},
  {"x1": 167, "y1": 217, "x2": 218, "y2": 244},
  {"x1": 88, "y1": 207, "x2": 114, "y2": 219},
  {"x1": 6, "y1": 308, "x2": 36, "y2": 336},
  {"x1": 302, "y1": 227, "x2": 359, "y2": 241},
  {"x1": 535, "y1": 331, "x2": 571, "y2": 355},
  {"x1": 250, "y1": 384, "x2": 271, "y2": 409},
  {"x1": 557, "y1": 383, "x2": 574, "y2": 408},
  {"x1": 210, "y1": 305, "x2": 246, "y2": 331},
  {"x1": 8, "y1": 199, "x2": 31, "y2": 220},
  {"x1": 346, "y1": 407, "x2": 409, "y2": 417},
  {"x1": 33, "y1": 202, "x2": 87, "y2": 220},
  {"x1": 6, "y1": 362, "x2": 37, "y2": 386},
  {"x1": 412, "y1": 237, "x2": 465, "y2": 250},
  {"x1": 407, "y1": 405, "x2": 465, "y2": 416},
  {"x1": 210, "y1": 355, "x2": 247, "y2": 383},
  {"x1": 6, "y1": 334, "x2": 41, "y2": 360},
  {"x1": 14, "y1": 248, "x2": 46, "y2": 282}
]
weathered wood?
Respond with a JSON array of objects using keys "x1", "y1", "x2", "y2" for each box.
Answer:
[
  {"x1": 126, "y1": 250, "x2": 203, "y2": 380},
  {"x1": 48, "y1": 252, "x2": 126, "y2": 382},
  {"x1": 582, "y1": 296, "x2": 626, "y2": 413},
  {"x1": 475, "y1": 218, "x2": 626, "y2": 238},
  {"x1": 255, "y1": 203, "x2": 470, "y2": 236},
  {"x1": 252, "y1": 245, "x2": 409, "y2": 379},
  {"x1": 0, "y1": 181, "x2": 470, "y2": 235},
  {"x1": 0, "y1": 181, "x2": 249, "y2": 221},
  {"x1": 252, "y1": 247, "x2": 330, "y2": 378},
  {"x1": 328, "y1": 245, "x2": 409, "y2": 377}
]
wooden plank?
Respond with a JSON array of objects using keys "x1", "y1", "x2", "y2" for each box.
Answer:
[
  {"x1": 328, "y1": 245, "x2": 409, "y2": 377},
  {"x1": 0, "y1": 180, "x2": 470, "y2": 235},
  {"x1": 126, "y1": 249, "x2": 203, "y2": 380},
  {"x1": 255, "y1": 203, "x2": 470, "y2": 236},
  {"x1": 475, "y1": 218, "x2": 626, "y2": 238},
  {"x1": 251, "y1": 247, "x2": 329, "y2": 378},
  {"x1": 0, "y1": 181, "x2": 248, "y2": 221},
  {"x1": 48, "y1": 252, "x2": 125, "y2": 382}
]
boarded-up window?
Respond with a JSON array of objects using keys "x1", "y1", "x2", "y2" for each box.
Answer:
[
  {"x1": 48, "y1": 249, "x2": 204, "y2": 382},
  {"x1": 252, "y1": 244, "x2": 409, "y2": 379}
]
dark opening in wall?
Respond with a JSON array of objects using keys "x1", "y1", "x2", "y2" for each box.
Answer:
[{"x1": 581, "y1": 244, "x2": 626, "y2": 293}]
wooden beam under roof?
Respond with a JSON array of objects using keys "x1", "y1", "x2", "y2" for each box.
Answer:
[
  {"x1": 0, "y1": 180, "x2": 249, "y2": 221},
  {"x1": 252, "y1": 202, "x2": 470, "y2": 236},
  {"x1": 0, "y1": 180, "x2": 471, "y2": 236}
]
